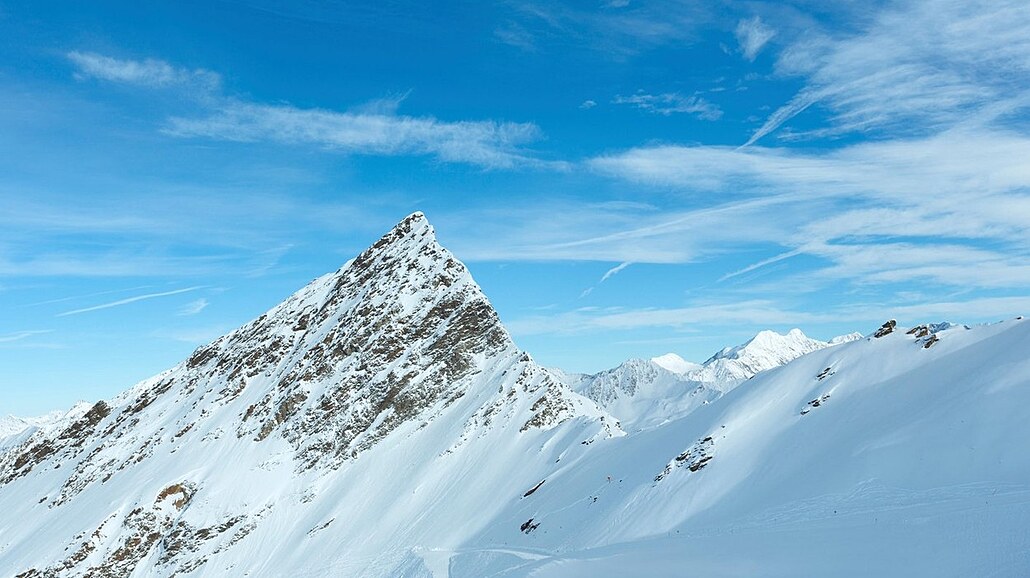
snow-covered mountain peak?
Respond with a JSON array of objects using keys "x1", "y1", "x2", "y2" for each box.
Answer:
[
  {"x1": 709, "y1": 328, "x2": 815, "y2": 361},
  {"x1": 829, "y1": 331, "x2": 864, "y2": 345},
  {"x1": 0, "y1": 213, "x2": 618, "y2": 577},
  {"x1": 163, "y1": 211, "x2": 593, "y2": 464},
  {"x1": 575, "y1": 328, "x2": 841, "y2": 430},
  {"x1": 688, "y1": 328, "x2": 828, "y2": 385},
  {"x1": 0, "y1": 402, "x2": 93, "y2": 447},
  {"x1": 650, "y1": 353, "x2": 700, "y2": 375}
]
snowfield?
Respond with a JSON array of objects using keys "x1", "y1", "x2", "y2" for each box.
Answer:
[{"x1": 1, "y1": 214, "x2": 1027, "y2": 577}]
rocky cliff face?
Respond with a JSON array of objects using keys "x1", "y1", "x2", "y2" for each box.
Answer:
[{"x1": 0, "y1": 213, "x2": 615, "y2": 577}]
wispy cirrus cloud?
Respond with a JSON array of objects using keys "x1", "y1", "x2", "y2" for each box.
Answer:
[
  {"x1": 445, "y1": 120, "x2": 1030, "y2": 300},
  {"x1": 67, "y1": 51, "x2": 220, "y2": 92},
  {"x1": 747, "y1": 0, "x2": 1030, "y2": 144},
  {"x1": 0, "y1": 330, "x2": 53, "y2": 343},
  {"x1": 613, "y1": 92, "x2": 722, "y2": 119},
  {"x1": 507, "y1": 295, "x2": 1030, "y2": 338},
  {"x1": 588, "y1": 128, "x2": 1030, "y2": 289},
  {"x1": 499, "y1": 0, "x2": 714, "y2": 58},
  {"x1": 600, "y1": 261, "x2": 632, "y2": 283},
  {"x1": 66, "y1": 51, "x2": 550, "y2": 168},
  {"x1": 591, "y1": 128, "x2": 1030, "y2": 204},
  {"x1": 494, "y1": 22, "x2": 537, "y2": 51},
  {"x1": 164, "y1": 101, "x2": 548, "y2": 169},
  {"x1": 735, "y1": 16, "x2": 775, "y2": 61},
  {"x1": 719, "y1": 249, "x2": 801, "y2": 282},
  {"x1": 58, "y1": 287, "x2": 204, "y2": 317},
  {"x1": 26, "y1": 285, "x2": 154, "y2": 307},
  {"x1": 448, "y1": 195, "x2": 792, "y2": 264},
  {"x1": 177, "y1": 298, "x2": 209, "y2": 316},
  {"x1": 0, "y1": 188, "x2": 377, "y2": 280},
  {"x1": 578, "y1": 261, "x2": 634, "y2": 298},
  {"x1": 508, "y1": 300, "x2": 824, "y2": 336}
]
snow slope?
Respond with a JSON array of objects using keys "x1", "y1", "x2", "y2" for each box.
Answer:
[
  {"x1": 1, "y1": 212, "x2": 1027, "y2": 577},
  {"x1": 453, "y1": 318, "x2": 1030, "y2": 577}
]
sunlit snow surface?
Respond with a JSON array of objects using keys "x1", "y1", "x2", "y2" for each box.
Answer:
[{"x1": 0, "y1": 214, "x2": 1027, "y2": 577}]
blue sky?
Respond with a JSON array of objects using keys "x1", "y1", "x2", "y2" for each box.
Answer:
[{"x1": 2, "y1": 0, "x2": 1029, "y2": 416}]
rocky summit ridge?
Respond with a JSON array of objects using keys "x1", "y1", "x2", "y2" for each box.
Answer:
[{"x1": 0, "y1": 212, "x2": 614, "y2": 577}]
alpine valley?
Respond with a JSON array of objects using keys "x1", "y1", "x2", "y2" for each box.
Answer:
[{"x1": 2, "y1": 214, "x2": 1028, "y2": 577}]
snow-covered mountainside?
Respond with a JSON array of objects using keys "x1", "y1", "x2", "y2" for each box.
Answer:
[
  {"x1": 459, "y1": 318, "x2": 1030, "y2": 577},
  {"x1": 1, "y1": 213, "x2": 1027, "y2": 577},
  {"x1": 0, "y1": 213, "x2": 616, "y2": 577}
]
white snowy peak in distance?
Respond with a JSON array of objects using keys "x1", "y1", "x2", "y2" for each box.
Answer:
[
  {"x1": 650, "y1": 353, "x2": 700, "y2": 375},
  {"x1": 0, "y1": 212, "x2": 616, "y2": 577},
  {"x1": 574, "y1": 328, "x2": 837, "y2": 430},
  {"x1": 829, "y1": 331, "x2": 864, "y2": 345},
  {"x1": 0, "y1": 416, "x2": 33, "y2": 440},
  {"x1": 0, "y1": 402, "x2": 93, "y2": 451},
  {"x1": 692, "y1": 327, "x2": 829, "y2": 383}
]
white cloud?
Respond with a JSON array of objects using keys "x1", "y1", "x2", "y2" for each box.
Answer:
[
  {"x1": 505, "y1": 1, "x2": 713, "y2": 57},
  {"x1": 882, "y1": 296, "x2": 1030, "y2": 321},
  {"x1": 164, "y1": 101, "x2": 548, "y2": 169},
  {"x1": 58, "y1": 287, "x2": 204, "y2": 317},
  {"x1": 719, "y1": 249, "x2": 801, "y2": 282},
  {"x1": 507, "y1": 294, "x2": 1030, "y2": 338},
  {"x1": 508, "y1": 300, "x2": 825, "y2": 336},
  {"x1": 67, "y1": 51, "x2": 220, "y2": 92},
  {"x1": 0, "y1": 330, "x2": 53, "y2": 343},
  {"x1": 577, "y1": 261, "x2": 633, "y2": 299},
  {"x1": 65, "y1": 51, "x2": 551, "y2": 169},
  {"x1": 580, "y1": 99, "x2": 597, "y2": 109},
  {"x1": 613, "y1": 92, "x2": 722, "y2": 119},
  {"x1": 26, "y1": 285, "x2": 155, "y2": 307},
  {"x1": 177, "y1": 298, "x2": 209, "y2": 316},
  {"x1": 742, "y1": 91, "x2": 818, "y2": 147},
  {"x1": 494, "y1": 23, "x2": 536, "y2": 51},
  {"x1": 735, "y1": 16, "x2": 775, "y2": 61},
  {"x1": 748, "y1": 0, "x2": 1030, "y2": 144},
  {"x1": 590, "y1": 128, "x2": 1030, "y2": 207},
  {"x1": 600, "y1": 261, "x2": 632, "y2": 282},
  {"x1": 448, "y1": 196, "x2": 790, "y2": 263},
  {"x1": 432, "y1": 121, "x2": 1028, "y2": 296}
]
